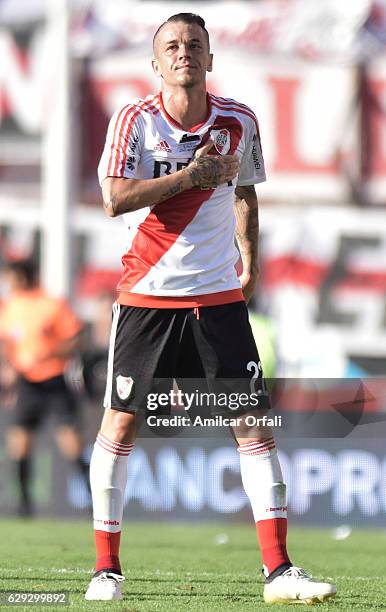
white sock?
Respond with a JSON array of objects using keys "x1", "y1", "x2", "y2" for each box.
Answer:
[
  {"x1": 238, "y1": 438, "x2": 287, "y2": 521},
  {"x1": 90, "y1": 431, "x2": 133, "y2": 533}
]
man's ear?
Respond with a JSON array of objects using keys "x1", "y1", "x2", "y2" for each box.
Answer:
[
  {"x1": 207, "y1": 53, "x2": 213, "y2": 73},
  {"x1": 152, "y1": 58, "x2": 162, "y2": 78}
]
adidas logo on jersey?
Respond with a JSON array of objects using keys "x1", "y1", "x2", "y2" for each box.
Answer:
[{"x1": 154, "y1": 140, "x2": 172, "y2": 152}]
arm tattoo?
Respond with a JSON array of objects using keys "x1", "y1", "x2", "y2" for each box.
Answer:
[
  {"x1": 188, "y1": 156, "x2": 221, "y2": 189},
  {"x1": 159, "y1": 181, "x2": 184, "y2": 202},
  {"x1": 234, "y1": 185, "x2": 259, "y2": 273},
  {"x1": 110, "y1": 194, "x2": 119, "y2": 216}
]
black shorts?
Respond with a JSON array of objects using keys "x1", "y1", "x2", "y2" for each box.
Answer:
[
  {"x1": 12, "y1": 375, "x2": 80, "y2": 430},
  {"x1": 104, "y1": 301, "x2": 270, "y2": 416}
]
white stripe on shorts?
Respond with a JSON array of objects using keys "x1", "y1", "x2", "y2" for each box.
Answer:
[{"x1": 103, "y1": 302, "x2": 121, "y2": 409}]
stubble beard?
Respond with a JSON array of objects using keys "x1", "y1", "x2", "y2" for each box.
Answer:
[{"x1": 175, "y1": 72, "x2": 203, "y2": 89}]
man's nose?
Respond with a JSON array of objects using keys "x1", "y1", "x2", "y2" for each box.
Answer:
[{"x1": 178, "y1": 43, "x2": 191, "y2": 59}]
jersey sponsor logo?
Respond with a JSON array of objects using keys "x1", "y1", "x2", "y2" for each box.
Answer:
[
  {"x1": 129, "y1": 135, "x2": 139, "y2": 154},
  {"x1": 125, "y1": 156, "x2": 136, "y2": 171},
  {"x1": 177, "y1": 142, "x2": 199, "y2": 153},
  {"x1": 252, "y1": 145, "x2": 261, "y2": 170},
  {"x1": 252, "y1": 133, "x2": 261, "y2": 170},
  {"x1": 116, "y1": 375, "x2": 134, "y2": 400},
  {"x1": 178, "y1": 133, "x2": 201, "y2": 153},
  {"x1": 154, "y1": 140, "x2": 172, "y2": 152},
  {"x1": 211, "y1": 128, "x2": 231, "y2": 155},
  {"x1": 179, "y1": 134, "x2": 201, "y2": 143},
  {"x1": 153, "y1": 160, "x2": 190, "y2": 177}
]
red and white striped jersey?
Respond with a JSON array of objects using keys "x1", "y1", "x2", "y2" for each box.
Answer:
[{"x1": 98, "y1": 92, "x2": 266, "y2": 307}]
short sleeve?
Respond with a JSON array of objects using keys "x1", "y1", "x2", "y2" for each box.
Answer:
[
  {"x1": 237, "y1": 115, "x2": 266, "y2": 186},
  {"x1": 98, "y1": 105, "x2": 144, "y2": 185}
]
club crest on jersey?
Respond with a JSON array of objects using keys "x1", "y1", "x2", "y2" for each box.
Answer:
[
  {"x1": 211, "y1": 129, "x2": 231, "y2": 155},
  {"x1": 116, "y1": 375, "x2": 134, "y2": 401}
]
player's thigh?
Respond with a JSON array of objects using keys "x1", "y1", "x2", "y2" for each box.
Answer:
[
  {"x1": 176, "y1": 316, "x2": 206, "y2": 379},
  {"x1": 174, "y1": 319, "x2": 208, "y2": 419},
  {"x1": 191, "y1": 301, "x2": 270, "y2": 412},
  {"x1": 104, "y1": 303, "x2": 188, "y2": 414},
  {"x1": 192, "y1": 302, "x2": 262, "y2": 375}
]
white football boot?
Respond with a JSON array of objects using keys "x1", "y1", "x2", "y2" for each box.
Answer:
[
  {"x1": 264, "y1": 566, "x2": 337, "y2": 605},
  {"x1": 85, "y1": 570, "x2": 125, "y2": 600}
]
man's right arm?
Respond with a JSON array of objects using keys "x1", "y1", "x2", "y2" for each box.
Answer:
[
  {"x1": 102, "y1": 171, "x2": 192, "y2": 217},
  {"x1": 102, "y1": 141, "x2": 240, "y2": 217}
]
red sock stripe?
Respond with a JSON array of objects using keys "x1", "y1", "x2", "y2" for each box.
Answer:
[
  {"x1": 98, "y1": 432, "x2": 133, "y2": 450},
  {"x1": 238, "y1": 445, "x2": 276, "y2": 456},
  {"x1": 237, "y1": 438, "x2": 276, "y2": 455},
  {"x1": 96, "y1": 439, "x2": 132, "y2": 456},
  {"x1": 96, "y1": 433, "x2": 134, "y2": 456},
  {"x1": 240, "y1": 443, "x2": 276, "y2": 454},
  {"x1": 96, "y1": 436, "x2": 133, "y2": 452},
  {"x1": 239, "y1": 437, "x2": 275, "y2": 449},
  {"x1": 241, "y1": 446, "x2": 276, "y2": 456}
]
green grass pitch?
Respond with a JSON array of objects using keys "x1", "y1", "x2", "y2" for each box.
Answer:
[{"x1": 0, "y1": 519, "x2": 385, "y2": 611}]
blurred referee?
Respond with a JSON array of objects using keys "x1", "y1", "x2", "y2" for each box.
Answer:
[{"x1": 0, "y1": 260, "x2": 87, "y2": 516}]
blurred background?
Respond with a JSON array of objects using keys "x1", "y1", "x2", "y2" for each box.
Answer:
[{"x1": 0, "y1": 0, "x2": 385, "y2": 527}]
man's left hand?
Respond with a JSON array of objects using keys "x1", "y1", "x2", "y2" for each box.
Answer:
[{"x1": 240, "y1": 270, "x2": 259, "y2": 304}]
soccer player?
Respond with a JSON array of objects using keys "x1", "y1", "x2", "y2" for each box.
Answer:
[
  {"x1": 86, "y1": 13, "x2": 336, "y2": 604},
  {"x1": 0, "y1": 260, "x2": 87, "y2": 516}
]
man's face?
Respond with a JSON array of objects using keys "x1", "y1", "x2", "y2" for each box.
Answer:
[{"x1": 152, "y1": 21, "x2": 213, "y2": 88}]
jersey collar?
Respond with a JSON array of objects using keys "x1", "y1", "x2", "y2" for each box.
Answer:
[{"x1": 158, "y1": 92, "x2": 212, "y2": 133}]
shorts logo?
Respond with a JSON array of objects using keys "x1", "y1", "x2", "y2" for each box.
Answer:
[
  {"x1": 211, "y1": 129, "x2": 230, "y2": 155},
  {"x1": 116, "y1": 375, "x2": 134, "y2": 401}
]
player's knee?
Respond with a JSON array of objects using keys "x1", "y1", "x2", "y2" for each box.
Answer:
[
  {"x1": 55, "y1": 426, "x2": 82, "y2": 459},
  {"x1": 233, "y1": 410, "x2": 273, "y2": 440},
  {"x1": 100, "y1": 408, "x2": 136, "y2": 444},
  {"x1": 6, "y1": 427, "x2": 32, "y2": 459}
]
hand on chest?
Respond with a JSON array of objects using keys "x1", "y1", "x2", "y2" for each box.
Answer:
[{"x1": 143, "y1": 115, "x2": 244, "y2": 179}]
